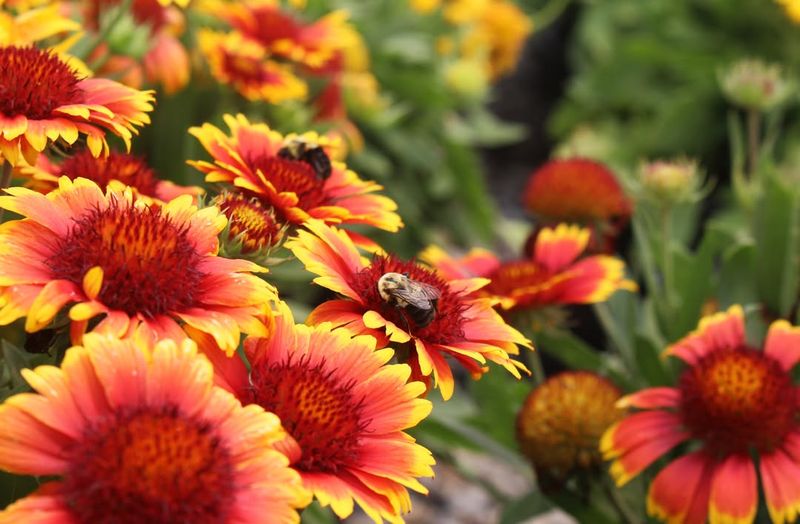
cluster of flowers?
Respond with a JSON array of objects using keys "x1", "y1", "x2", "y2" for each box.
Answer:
[{"x1": 0, "y1": 1, "x2": 636, "y2": 521}]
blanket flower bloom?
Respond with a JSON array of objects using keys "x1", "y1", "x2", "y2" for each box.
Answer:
[
  {"x1": 285, "y1": 219, "x2": 531, "y2": 400},
  {"x1": 16, "y1": 149, "x2": 202, "y2": 203},
  {"x1": 188, "y1": 114, "x2": 401, "y2": 233},
  {"x1": 601, "y1": 306, "x2": 800, "y2": 524},
  {"x1": 517, "y1": 371, "x2": 623, "y2": 485},
  {"x1": 0, "y1": 45, "x2": 154, "y2": 165},
  {"x1": 0, "y1": 332, "x2": 310, "y2": 523},
  {"x1": 0, "y1": 177, "x2": 274, "y2": 353},
  {"x1": 198, "y1": 30, "x2": 308, "y2": 104},
  {"x1": 421, "y1": 224, "x2": 636, "y2": 312},
  {"x1": 207, "y1": 0, "x2": 347, "y2": 69},
  {"x1": 523, "y1": 158, "x2": 632, "y2": 223},
  {"x1": 191, "y1": 301, "x2": 435, "y2": 523}
]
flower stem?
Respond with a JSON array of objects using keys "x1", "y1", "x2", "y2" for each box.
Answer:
[
  {"x1": 0, "y1": 161, "x2": 12, "y2": 222},
  {"x1": 660, "y1": 206, "x2": 676, "y2": 311},
  {"x1": 602, "y1": 476, "x2": 641, "y2": 524},
  {"x1": 747, "y1": 108, "x2": 761, "y2": 180}
]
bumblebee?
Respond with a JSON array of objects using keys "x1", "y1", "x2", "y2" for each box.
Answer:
[
  {"x1": 377, "y1": 272, "x2": 442, "y2": 328},
  {"x1": 277, "y1": 137, "x2": 332, "y2": 180}
]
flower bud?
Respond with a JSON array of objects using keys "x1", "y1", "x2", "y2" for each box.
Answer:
[
  {"x1": 719, "y1": 58, "x2": 791, "y2": 111},
  {"x1": 639, "y1": 158, "x2": 700, "y2": 204}
]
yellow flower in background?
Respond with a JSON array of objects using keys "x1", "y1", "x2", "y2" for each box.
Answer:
[
  {"x1": 409, "y1": 0, "x2": 441, "y2": 14},
  {"x1": 0, "y1": 4, "x2": 80, "y2": 45},
  {"x1": 462, "y1": 0, "x2": 532, "y2": 79},
  {"x1": 777, "y1": 0, "x2": 800, "y2": 23},
  {"x1": 444, "y1": 0, "x2": 489, "y2": 24}
]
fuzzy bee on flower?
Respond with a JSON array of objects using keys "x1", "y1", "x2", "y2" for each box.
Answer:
[
  {"x1": 377, "y1": 272, "x2": 442, "y2": 328},
  {"x1": 277, "y1": 136, "x2": 332, "y2": 180}
]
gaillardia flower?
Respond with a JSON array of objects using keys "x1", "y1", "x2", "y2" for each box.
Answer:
[
  {"x1": 460, "y1": 0, "x2": 532, "y2": 80},
  {"x1": 17, "y1": 149, "x2": 203, "y2": 203},
  {"x1": 285, "y1": 219, "x2": 530, "y2": 400},
  {"x1": 207, "y1": 0, "x2": 347, "y2": 69},
  {"x1": 602, "y1": 306, "x2": 800, "y2": 524},
  {"x1": 0, "y1": 4, "x2": 80, "y2": 46},
  {"x1": 421, "y1": 224, "x2": 636, "y2": 312},
  {"x1": 0, "y1": 333, "x2": 310, "y2": 523},
  {"x1": 191, "y1": 301, "x2": 435, "y2": 523},
  {"x1": 188, "y1": 113, "x2": 401, "y2": 233},
  {"x1": 0, "y1": 177, "x2": 274, "y2": 353},
  {"x1": 523, "y1": 158, "x2": 632, "y2": 224},
  {"x1": 198, "y1": 30, "x2": 308, "y2": 104},
  {"x1": 0, "y1": 45, "x2": 154, "y2": 166},
  {"x1": 517, "y1": 371, "x2": 623, "y2": 485}
]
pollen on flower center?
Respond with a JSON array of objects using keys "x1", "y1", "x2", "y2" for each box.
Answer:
[
  {"x1": 250, "y1": 155, "x2": 326, "y2": 211},
  {"x1": 249, "y1": 356, "x2": 364, "y2": 473},
  {"x1": 46, "y1": 202, "x2": 205, "y2": 317},
  {"x1": 0, "y1": 46, "x2": 84, "y2": 120},
  {"x1": 61, "y1": 407, "x2": 235, "y2": 524},
  {"x1": 59, "y1": 151, "x2": 159, "y2": 196},
  {"x1": 679, "y1": 348, "x2": 795, "y2": 453},
  {"x1": 347, "y1": 255, "x2": 466, "y2": 344}
]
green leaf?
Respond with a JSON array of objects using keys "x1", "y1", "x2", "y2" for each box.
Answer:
[
  {"x1": 754, "y1": 172, "x2": 800, "y2": 317},
  {"x1": 633, "y1": 334, "x2": 672, "y2": 387},
  {"x1": 499, "y1": 490, "x2": 553, "y2": 524},
  {"x1": 467, "y1": 368, "x2": 532, "y2": 450},
  {"x1": 0, "y1": 471, "x2": 39, "y2": 509}
]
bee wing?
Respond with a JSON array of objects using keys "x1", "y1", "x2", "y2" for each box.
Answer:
[{"x1": 391, "y1": 282, "x2": 441, "y2": 309}]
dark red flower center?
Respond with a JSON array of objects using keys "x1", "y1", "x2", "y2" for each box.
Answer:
[
  {"x1": 217, "y1": 192, "x2": 284, "y2": 253},
  {"x1": 62, "y1": 406, "x2": 235, "y2": 524},
  {"x1": 220, "y1": 49, "x2": 287, "y2": 89},
  {"x1": 0, "y1": 46, "x2": 83, "y2": 120},
  {"x1": 347, "y1": 255, "x2": 466, "y2": 344},
  {"x1": 247, "y1": 155, "x2": 326, "y2": 214},
  {"x1": 249, "y1": 355, "x2": 365, "y2": 473},
  {"x1": 46, "y1": 201, "x2": 206, "y2": 317},
  {"x1": 59, "y1": 151, "x2": 159, "y2": 196},
  {"x1": 679, "y1": 348, "x2": 796, "y2": 455}
]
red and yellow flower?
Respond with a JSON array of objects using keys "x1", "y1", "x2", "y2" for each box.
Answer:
[
  {"x1": 524, "y1": 158, "x2": 632, "y2": 223},
  {"x1": 16, "y1": 149, "x2": 203, "y2": 203},
  {"x1": 206, "y1": 0, "x2": 347, "y2": 70},
  {"x1": 285, "y1": 219, "x2": 531, "y2": 400},
  {"x1": 517, "y1": 371, "x2": 624, "y2": 484},
  {"x1": 191, "y1": 301, "x2": 435, "y2": 523},
  {"x1": 0, "y1": 332, "x2": 310, "y2": 523},
  {"x1": 198, "y1": 29, "x2": 308, "y2": 104},
  {"x1": 421, "y1": 223, "x2": 636, "y2": 312},
  {"x1": 0, "y1": 45, "x2": 154, "y2": 166},
  {"x1": 0, "y1": 177, "x2": 274, "y2": 353},
  {"x1": 188, "y1": 113, "x2": 401, "y2": 234},
  {"x1": 602, "y1": 306, "x2": 800, "y2": 524}
]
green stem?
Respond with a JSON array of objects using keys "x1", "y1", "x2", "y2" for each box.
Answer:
[
  {"x1": 602, "y1": 476, "x2": 640, "y2": 524},
  {"x1": 0, "y1": 161, "x2": 12, "y2": 222},
  {"x1": 660, "y1": 206, "x2": 676, "y2": 311},
  {"x1": 746, "y1": 108, "x2": 761, "y2": 180}
]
